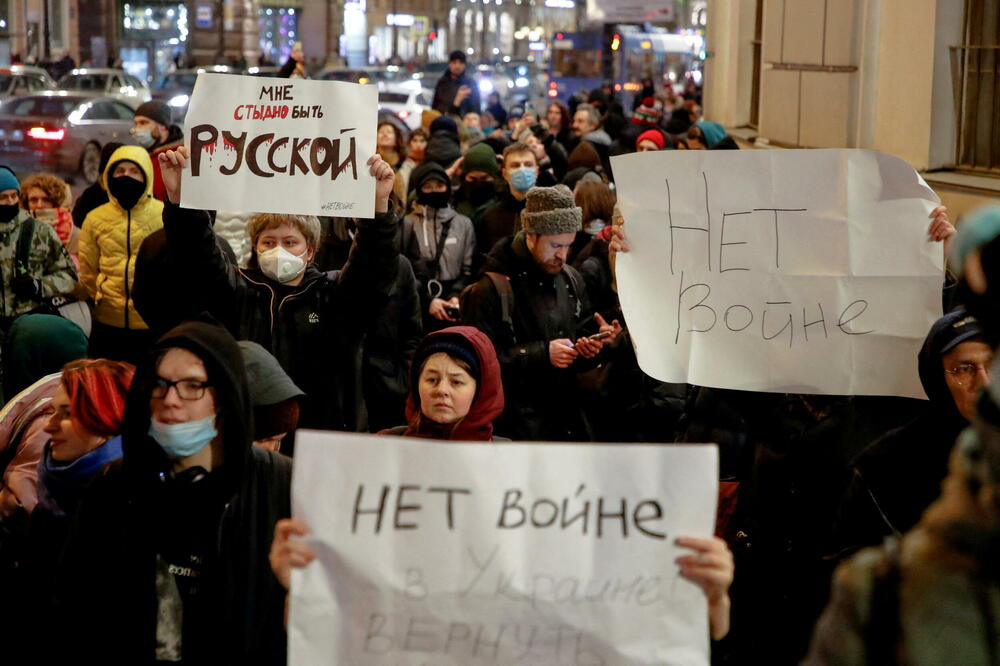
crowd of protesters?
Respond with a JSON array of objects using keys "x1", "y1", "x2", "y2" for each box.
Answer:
[{"x1": 0, "y1": 45, "x2": 998, "y2": 664}]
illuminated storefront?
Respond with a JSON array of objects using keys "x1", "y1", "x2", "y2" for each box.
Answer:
[{"x1": 120, "y1": 2, "x2": 188, "y2": 83}]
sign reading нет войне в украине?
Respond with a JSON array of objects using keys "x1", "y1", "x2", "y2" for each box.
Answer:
[
  {"x1": 611, "y1": 149, "x2": 944, "y2": 400},
  {"x1": 180, "y1": 73, "x2": 377, "y2": 218},
  {"x1": 288, "y1": 431, "x2": 719, "y2": 666}
]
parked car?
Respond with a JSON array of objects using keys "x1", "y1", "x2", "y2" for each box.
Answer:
[
  {"x1": 245, "y1": 66, "x2": 283, "y2": 77},
  {"x1": 314, "y1": 67, "x2": 376, "y2": 85},
  {"x1": 0, "y1": 66, "x2": 56, "y2": 102},
  {"x1": 0, "y1": 93, "x2": 135, "y2": 184},
  {"x1": 56, "y1": 68, "x2": 151, "y2": 109},
  {"x1": 151, "y1": 65, "x2": 238, "y2": 125},
  {"x1": 377, "y1": 84, "x2": 433, "y2": 131},
  {"x1": 315, "y1": 66, "x2": 405, "y2": 86}
]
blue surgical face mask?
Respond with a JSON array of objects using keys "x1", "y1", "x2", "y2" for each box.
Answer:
[
  {"x1": 149, "y1": 415, "x2": 218, "y2": 458},
  {"x1": 509, "y1": 167, "x2": 537, "y2": 193}
]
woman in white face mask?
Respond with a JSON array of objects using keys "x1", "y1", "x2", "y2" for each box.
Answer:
[
  {"x1": 156, "y1": 147, "x2": 399, "y2": 436},
  {"x1": 248, "y1": 213, "x2": 320, "y2": 286}
]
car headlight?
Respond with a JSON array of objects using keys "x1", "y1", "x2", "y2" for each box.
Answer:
[
  {"x1": 478, "y1": 79, "x2": 494, "y2": 94},
  {"x1": 168, "y1": 94, "x2": 190, "y2": 108},
  {"x1": 515, "y1": 77, "x2": 529, "y2": 88}
]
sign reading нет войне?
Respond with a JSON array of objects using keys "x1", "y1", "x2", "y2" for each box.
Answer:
[{"x1": 288, "y1": 432, "x2": 719, "y2": 666}]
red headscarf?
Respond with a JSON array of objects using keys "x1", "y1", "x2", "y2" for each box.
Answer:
[{"x1": 402, "y1": 326, "x2": 505, "y2": 441}]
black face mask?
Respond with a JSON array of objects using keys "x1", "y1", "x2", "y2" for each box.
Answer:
[
  {"x1": 109, "y1": 176, "x2": 146, "y2": 210},
  {"x1": 417, "y1": 190, "x2": 450, "y2": 210},
  {"x1": 0, "y1": 203, "x2": 18, "y2": 223},
  {"x1": 464, "y1": 181, "x2": 495, "y2": 208}
]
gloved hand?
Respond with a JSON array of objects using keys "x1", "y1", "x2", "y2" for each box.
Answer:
[{"x1": 12, "y1": 274, "x2": 42, "y2": 301}]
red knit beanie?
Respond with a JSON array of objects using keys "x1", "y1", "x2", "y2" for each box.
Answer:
[{"x1": 636, "y1": 129, "x2": 665, "y2": 151}]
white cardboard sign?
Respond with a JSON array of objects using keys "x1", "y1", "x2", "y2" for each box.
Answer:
[
  {"x1": 180, "y1": 73, "x2": 377, "y2": 217},
  {"x1": 288, "y1": 432, "x2": 719, "y2": 666},
  {"x1": 610, "y1": 149, "x2": 944, "y2": 399}
]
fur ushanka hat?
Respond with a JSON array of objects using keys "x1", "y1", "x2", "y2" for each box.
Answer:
[{"x1": 520, "y1": 185, "x2": 582, "y2": 236}]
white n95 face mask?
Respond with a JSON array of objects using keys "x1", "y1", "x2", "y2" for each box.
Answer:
[{"x1": 258, "y1": 245, "x2": 307, "y2": 283}]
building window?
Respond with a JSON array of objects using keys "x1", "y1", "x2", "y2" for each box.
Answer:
[
  {"x1": 50, "y1": 0, "x2": 63, "y2": 49},
  {"x1": 259, "y1": 7, "x2": 298, "y2": 65},
  {"x1": 952, "y1": 0, "x2": 1000, "y2": 172}
]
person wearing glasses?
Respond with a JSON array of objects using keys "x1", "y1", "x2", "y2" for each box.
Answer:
[
  {"x1": 833, "y1": 307, "x2": 992, "y2": 557},
  {"x1": 52, "y1": 317, "x2": 291, "y2": 664}
]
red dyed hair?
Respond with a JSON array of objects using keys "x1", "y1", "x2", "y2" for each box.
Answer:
[{"x1": 61, "y1": 359, "x2": 136, "y2": 438}]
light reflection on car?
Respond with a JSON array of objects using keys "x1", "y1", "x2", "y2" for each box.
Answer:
[
  {"x1": 57, "y1": 68, "x2": 152, "y2": 109},
  {"x1": 0, "y1": 66, "x2": 57, "y2": 101},
  {"x1": 0, "y1": 93, "x2": 135, "y2": 185}
]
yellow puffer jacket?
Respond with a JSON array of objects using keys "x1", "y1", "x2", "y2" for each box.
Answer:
[{"x1": 79, "y1": 145, "x2": 165, "y2": 330}]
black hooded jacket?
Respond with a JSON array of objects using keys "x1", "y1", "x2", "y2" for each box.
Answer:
[
  {"x1": 160, "y1": 201, "x2": 399, "y2": 433},
  {"x1": 54, "y1": 319, "x2": 292, "y2": 664},
  {"x1": 461, "y1": 232, "x2": 601, "y2": 440},
  {"x1": 314, "y1": 217, "x2": 423, "y2": 432},
  {"x1": 833, "y1": 310, "x2": 977, "y2": 555}
]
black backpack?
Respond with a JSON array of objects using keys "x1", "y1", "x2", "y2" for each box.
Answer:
[{"x1": 479, "y1": 267, "x2": 584, "y2": 345}]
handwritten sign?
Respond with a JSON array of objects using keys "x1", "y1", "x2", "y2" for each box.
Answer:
[
  {"x1": 610, "y1": 149, "x2": 943, "y2": 399},
  {"x1": 288, "y1": 432, "x2": 719, "y2": 666},
  {"x1": 181, "y1": 73, "x2": 377, "y2": 217}
]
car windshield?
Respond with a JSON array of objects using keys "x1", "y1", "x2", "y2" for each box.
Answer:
[
  {"x1": 58, "y1": 73, "x2": 109, "y2": 90},
  {"x1": 378, "y1": 92, "x2": 409, "y2": 104},
  {"x1": 156, "y1": 73, "x2": 198, "y2": 89},
  {"x1": 0, "y1": 75, "x2": 12, "y2": 92},
  {"x1": 3, "y1": 97, "x2": 77, "y2": 117}
]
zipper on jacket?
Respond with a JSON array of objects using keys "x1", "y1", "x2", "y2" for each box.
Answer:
[
  {"x1": 124, "y1": 209, "x2": 132, "y2": 329},
  {"x1": 238, "y1": 269, "x2": 278, "y2": 340},
  {"x1": 277, "y1": 280, "x2": 320, "y2": 321}
]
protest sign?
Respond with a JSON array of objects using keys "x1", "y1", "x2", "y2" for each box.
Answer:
[
  {"x1": 610, "y1": 149, "x2": 943, "y2": 399},
  {"x1": 180, "y1": 73, "x2": 377, "y2": 217},
  {"x1": 288, "y1": 432, "x2": 719, "y2": 666}
]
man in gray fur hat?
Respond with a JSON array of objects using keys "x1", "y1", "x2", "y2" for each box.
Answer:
[{"x1": 461, "y1": 184, "x2": 621, "y2": 441}]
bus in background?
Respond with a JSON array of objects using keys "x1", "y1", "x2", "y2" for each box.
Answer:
[
  {"x1": 546, "y1": 32, "x2": 603, "y2": 104},
  {"x1": 546, "y1": 28, "x2": 704, "y2": 108}
]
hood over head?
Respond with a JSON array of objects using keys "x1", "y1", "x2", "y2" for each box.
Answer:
[
  {"x1": 409, "y1": 161, "x2": 451, "y2": 194},
  {"x1": 102, "y1": 144, "x2": 155, "y2": 210},
  {"x1": 404, "y1": 326, "x2": 504, "y2": 441},
  {"x1": 694, "y1": 121, "x2": 727, "y2": 148},
  {"x1": 918, "y1": 307, "x2": 984, "y2": 424},
  {"x1": 119, "y1": 315, "x2": 252, "y2": 491}
]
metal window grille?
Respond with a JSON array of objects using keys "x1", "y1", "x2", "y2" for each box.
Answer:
[{"x1": 951, "y1": 0, "x2": 1000, "y2": 173}]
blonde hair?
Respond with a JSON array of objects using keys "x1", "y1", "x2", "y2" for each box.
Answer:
[{"x1": 247, "y1": 213, "x2": 321, "y2": 253}]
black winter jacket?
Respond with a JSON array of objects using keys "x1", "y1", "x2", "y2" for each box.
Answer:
[
  {"x1": 162, "y1": 201, "x2": 399, "y2": 432},
  {"x1": 461, "y1": 232, "x2": 600, "y2": 440},
  {"x1": 431, "y1": 70, "x2": 481, "y2": 116},
  {"x1": 55, "y1": 319, "x2": 292, "y2": 665},
  {"x1": 315, "y1": 217, "x2": 423, "y2": 432}
]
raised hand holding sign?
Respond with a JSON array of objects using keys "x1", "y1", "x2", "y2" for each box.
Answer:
[{"x1": 180, "y1": 73, "x2": 379, "y2": 217}]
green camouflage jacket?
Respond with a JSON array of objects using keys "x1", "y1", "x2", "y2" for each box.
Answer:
[{"x1": 0, "y1": 209, "x2": 78, "y2": 320}]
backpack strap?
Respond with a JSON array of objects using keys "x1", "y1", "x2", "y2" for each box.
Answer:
[
  {"x1": 484, "y1": 271, "x2": 516, "y2": 343},
  {"x1": 562, "y1": 264, "x2": 584, "y2": 318},
  {"x1": 14, "y1": 216, "x2": 35, "y2": 278}
]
